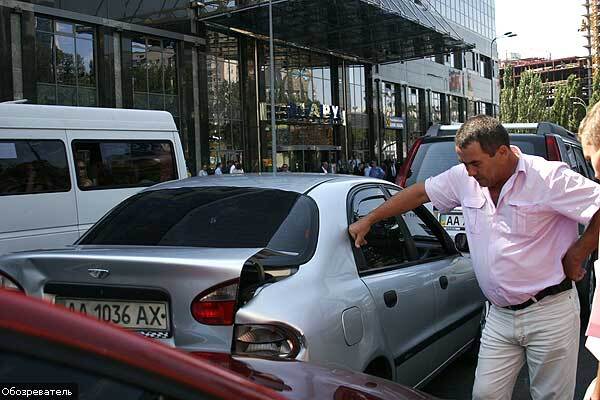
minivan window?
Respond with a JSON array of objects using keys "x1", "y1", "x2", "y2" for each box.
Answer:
[
  {"x1": 79, "y1": 187, "x2": 319, "y2": 266},
  {"x1": 72, "y1": 141, "x2": 176, "y2": 190},
  {"x1": 0, "y1": 140, "x2": 70, "y2": 195}
]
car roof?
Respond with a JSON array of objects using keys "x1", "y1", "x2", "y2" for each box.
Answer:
[
  {"x1": 426, "y1": 122, "x2": 578, "y2": 142},
  {"x1": 146, "y1": 173, "x2": 381, "y2": 194},
  {"x1": 0, "y1": 290, "x2": 285, "y2": 400},
  {"x1": 0, "y1": 103, "x2": 177, "y2": 131}
]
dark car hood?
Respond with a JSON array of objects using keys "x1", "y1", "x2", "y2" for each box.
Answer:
[{"x1": 193, "y1": 352, "x2": 442, "y2": 400}]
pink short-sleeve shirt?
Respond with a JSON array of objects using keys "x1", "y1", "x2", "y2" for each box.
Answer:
[{"x1": 425, "y1": 147, "x2": 600, "y2": 307}]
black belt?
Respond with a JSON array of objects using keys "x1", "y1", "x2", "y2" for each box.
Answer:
[{"x1": 503, "y1": 278, "x2": 573, "y2": 311}]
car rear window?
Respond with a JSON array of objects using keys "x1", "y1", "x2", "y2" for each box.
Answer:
[
  {"x1": 405, "y1": 135, "x2": 547, "y2": 186},
  {"x1": 79, "y1": 187, "x2": 319, "y2": 266},
  {"x1": 405, "y1": 141, "x2": 459, "y2": 186}
]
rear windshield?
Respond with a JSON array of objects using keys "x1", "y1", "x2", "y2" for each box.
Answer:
[
  {"x1": 79, "y1": 187, "x2": 319, "y2": 266},
  {"x1": 405, "y1": 136, "x2": 548, "y2": 186}
]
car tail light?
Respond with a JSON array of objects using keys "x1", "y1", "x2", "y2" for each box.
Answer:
[
  {"x1": 234, "y1": 324, "x2": 303, "y2": 359},
  {"x1": 0, "y1": 272, "x2": 24, "y2": 292},
  {"x1": 545, "y1": 135, "x2": 561, "y2": 161},
  {"x1": 191, "y1": 280, "x2": 238, "y2": 325},
  {"x1": 397, "y1": 137, "x2": 423, "y2": 188}
]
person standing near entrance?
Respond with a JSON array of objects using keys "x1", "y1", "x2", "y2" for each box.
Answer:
[
  {"x1": 321, "y1": 161, "x2": 329, "y2": 174},
  {"x1": 349, "y1": 115, "x2": 600, "y2": 400}
]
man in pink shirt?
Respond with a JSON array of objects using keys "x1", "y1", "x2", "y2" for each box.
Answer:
[{"x1": 349, "y1": 115, "x2": 600, "y2": 399}]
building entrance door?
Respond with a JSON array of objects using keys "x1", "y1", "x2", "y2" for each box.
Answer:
[{"x1": 277, "y1": 146, "x2": 340, "y2": 172}]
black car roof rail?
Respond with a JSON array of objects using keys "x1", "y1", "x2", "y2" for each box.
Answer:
[{"x1": 426, "y1": 122, "x2": 577, "y2": 140}]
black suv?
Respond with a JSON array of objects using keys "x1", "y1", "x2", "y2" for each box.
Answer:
[{"x1": 397, "y1": 122, "x2": 597, "y2": 320}]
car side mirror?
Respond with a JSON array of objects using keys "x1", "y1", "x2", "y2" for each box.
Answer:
[{"x1": 454, "y1": 233, "x2": 469, "y2": 253}]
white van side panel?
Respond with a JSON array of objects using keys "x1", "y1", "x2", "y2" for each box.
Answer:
[
  {"x1": 66, "y1": 130, "x2": 185, "y2": 235},
  {"x1": 0, "y1": 129, "x2": 79, "y2": 254},
  {"x1": 172, "y1": 132, "x2": 188, "y2": 179}
]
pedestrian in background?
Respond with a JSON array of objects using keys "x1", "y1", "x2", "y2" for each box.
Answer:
[
  {"x1": 198, "y1": 164, "x2": 208, "y2": 176},
  {"x1": 349, "y1": 115, "x2": 600, "y2": 400},
  {"x1": 214, "y1": 162, "x2": 225, "y2": 176},
  {"x1": 368, "y1": 160, "x2": 385, "y2": 179},
  {"x1": 231, "y1": 162, "x2": 244, "y2": 174},
  {"x1": 578, "y1": 102, "x2": 600, "y2": 400}
]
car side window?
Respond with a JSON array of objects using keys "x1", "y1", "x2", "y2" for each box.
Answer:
[
  {"x1": 564, "y1": 144, "x2": 579, "y2": 172},
  {"x1": 0, "y1": 350, "x2": 182, "y2": 400},
  {"x1": 0, "y1": 140, "x2": 71, "y2": 195},
  {"x1": 72, "y1": 140, "x2": 176, "y2": 190},
  {"x1": 351, "y1": 187, "x2": 414, "y2": 272},
  {"x1": 573, "y1": 145, "x2": 594, "y2": 179},
  {"x1": 387, "y1": 188, "x2": 451, "y2": 260}
]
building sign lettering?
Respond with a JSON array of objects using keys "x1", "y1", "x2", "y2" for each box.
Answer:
[{"x1": 260, "y1": 102, "x2": 346, "y2": 125}]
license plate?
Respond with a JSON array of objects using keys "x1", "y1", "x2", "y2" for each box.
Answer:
[
  {"x1": 438, "y1": 212, "x2": 465, "y2": 231},
  {"x1": 56, "y1": 298, "x2": 169, "y2": 331}
]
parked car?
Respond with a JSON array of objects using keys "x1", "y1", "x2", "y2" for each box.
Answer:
[
  {"x1": 0, "y1": 289, "x2": 441, "y2": 400},
  {"x1": 396, "y1": 121, "x2": 597, "y2": 319},
  {"x1": 0, "y1": 174, "x2": 484, "y2": 388},
  {"x1": 0, "y1": 103, "x2": 187, "y2": 256}
]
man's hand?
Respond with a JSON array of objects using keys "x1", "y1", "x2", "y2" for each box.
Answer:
[
  {"x1": 562, "y1": 244, "x2": 587, "y2": 282},
  {"x1": 348, "y1": 218, "x2": 373, "y2": 248},
  {"x1": 592, "y1": 378, "x2": 600, "y2": 400}
]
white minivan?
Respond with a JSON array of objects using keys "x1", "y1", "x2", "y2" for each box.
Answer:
[{"x1": 0, "y1": 104, "x2": 187, "y2": 255}]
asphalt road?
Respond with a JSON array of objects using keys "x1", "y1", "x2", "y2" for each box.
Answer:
[{"x1": 422, "y1": 328, "x2": 597, "y2": 400}]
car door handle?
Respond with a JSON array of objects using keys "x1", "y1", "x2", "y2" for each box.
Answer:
[
  {"x1": 439, "y1": 276, "x2": 449, "y2": 290},
  {"x1": 384, "y1": 290, "x2": 397, "y2": 308}
]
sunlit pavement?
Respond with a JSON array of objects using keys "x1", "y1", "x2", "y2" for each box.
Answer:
[{"x1": 422, "y1": 328, "x2": 596, "y2": 400}]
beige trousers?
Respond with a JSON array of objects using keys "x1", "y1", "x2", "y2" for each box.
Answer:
[{"x1": 472, "y1": 287, "x2": 580, "y2": 400}]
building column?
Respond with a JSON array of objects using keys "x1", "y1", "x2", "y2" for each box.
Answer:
[
  {"x1": 20, "y1": 10, "x2": 35, "y2": 103},
  {"x1": 240, "y1": 36, "x2": 261, "y2": 173},
  {"x1": 365, "y1": 64, "x2": 376, "y2": 163},
  {"x1": 0, "y1": 6, "x2": 14, "y2": 102},
  {"x1": 97, "y1": 26, "x2": 116, "y2": 108},
  {"x1": 331, "y1": 57, "x2": 347, "y2": 163},
  {"x1": 119, "y1": 34, "x2": 133, "y2": 109}
]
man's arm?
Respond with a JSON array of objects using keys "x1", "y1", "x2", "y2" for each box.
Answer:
[
  {"x1": 592, "y1": 363, "x2": 600, "y2": 400},
  {"x1": 348, "y1": 182, "x2": 430, "y2": 248},
  {"x1": 563, "y1": 208, "x2": 600, "y2": 281}
]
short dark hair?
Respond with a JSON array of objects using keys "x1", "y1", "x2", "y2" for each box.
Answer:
[{"x1": 455, "y1": 115, "x2": 510, "y2": 156}]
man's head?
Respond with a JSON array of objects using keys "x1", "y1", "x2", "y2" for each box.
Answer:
[
  {"x1": 455, "y1": 115, "x2": 515, "y2": 188},
  {"x1": 77, "y1": 160, "x2": 88, "y2": 178},
  {"x1": 322, "y1": 161, "x2": 329, "y2": 169},
  {"x1": 579, "y1": 102, "x2": 600, "y2": 179},
  {"x1": 281, "y1": 163, "x2": 289, "y2": 171}
]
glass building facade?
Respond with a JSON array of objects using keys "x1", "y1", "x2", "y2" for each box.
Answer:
[
  {"x1": 0, "y1": 0, "x2": 493, "y2": 174},
  {"x1": 430, "y1": 0, "x2": 496, "y2": 40}
]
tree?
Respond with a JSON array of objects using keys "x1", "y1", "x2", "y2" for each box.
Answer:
[
  {"x1": 588, "y1": 69, "x2": 600, "y2": 111},
  {"x1": 550, "y1": 75, "x2": 585, "y2": 132},
  {"x1": 500, "y1": 65, "x2": 518, "y2": 123},
  {"x1": 516, "y1": 70, "x2": 547, "y2": 123}
]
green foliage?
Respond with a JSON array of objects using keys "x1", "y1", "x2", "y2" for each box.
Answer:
[
  {"x1": 516, "y1": 70, "x2": 547, "y2": 123},
  {"x1": 550, "y1": 75, "x2": 585, "y2": 132},
  {"x1": 588, "y1": 69, "x2": 600, "y2": 110},
  {"x1": 500, "y1": 65, "x2": 518, "y2": 123}
]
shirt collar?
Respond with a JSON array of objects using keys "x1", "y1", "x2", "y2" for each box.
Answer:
[{"x1": 511, "y1": 145, "x2": 527, "y2": 175}]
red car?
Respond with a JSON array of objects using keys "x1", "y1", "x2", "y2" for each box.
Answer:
[{"x1": 0, "y1": 289, "x2": 440, "y2": 400}]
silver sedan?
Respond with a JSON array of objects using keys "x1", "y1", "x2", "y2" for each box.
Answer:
[{"x1": 0, "y1": 174, "x2": 484, "y2": 388}]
